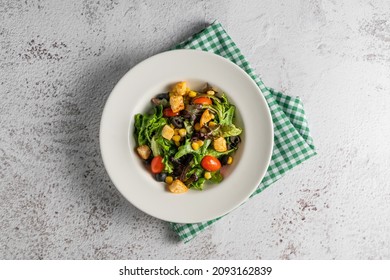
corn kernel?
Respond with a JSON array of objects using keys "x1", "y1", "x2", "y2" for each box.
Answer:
[
  {"x1": 207, "y1": 90, "x2": 215, "y2": 96},
  {"x1": 204, "y1": 172, "x2": 212, "y2": 180},
  {"x1": 211, "y1": 114, "x2": 215, "y2": 119},
  {"x1": 174, "y1": 141, "x2": 181, "y2": 147},
  {"x1": 172, "y1": 135, "x2": 181, "y2": 142},
  {"x1": 227, "y1": 156, "x2": 233, "y2": 165},
  {"x1": 174, "y1": 128, "x2": 179, "y2": 135},
  {"x1": 188, "y1": 91, "x2": 197, "y2": 98},
  {"x1": 179, "y1": 128, "x2": 187, "y2": 137},
  {"x1": 194, "y1": 123, "x2": 201, "y2": 131},
  {"x1": 196, "y1": 140, "x2": 204, "y2": 147},
  {"x1": 170, "y1": 124, "x2": 175, "y2": 129},
  {"x1": 191, "y1": 142, "x2": 200, "y2": 151},
  {"x1": 165, "y1": 176, "x2": 173, "y2": 184},
  {"x1": 209, "y1": 121, "x2": 217, "y2": 127}
]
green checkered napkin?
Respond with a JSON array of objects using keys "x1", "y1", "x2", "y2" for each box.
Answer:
[{"x1": 170, "y1": 22, "x2": 317, "y2": 242}]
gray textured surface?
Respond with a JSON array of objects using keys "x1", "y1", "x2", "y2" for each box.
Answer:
[{"x1": 1, "y1": 0, "x2": 390, "y2": 259}]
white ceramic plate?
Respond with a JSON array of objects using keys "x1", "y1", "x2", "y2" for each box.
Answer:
[{"x1": 100, "y1": 49, "x2": 273, "y2": 223}]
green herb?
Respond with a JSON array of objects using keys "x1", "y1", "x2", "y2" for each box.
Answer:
[
  {"x1": 162, "y1": 155, "x2": 174, "y2": 173},
  {"x1": 220, "y1": 123, "x2": 242, "y2": 137},
  {"x1": 174, "y1": 139, "x2": 193, "y2": 159},
  {"x1": 189, "y1": 178, "x2": 206, "y2": 190},
  {"x1": 209, "y1": 171, "x2": 223, "y2": 184},
  {"x1": 204, "y1": 94, "x2": 236, "y2": 125},
  {"x1": 134, "y1": 105, "x2": 166, "y2": 146},
  {"x1": 206, "y1": 147, "x2": 236, "y2": 158},
  {"x1": 150, "y1": 136, "x2": 160, "y2": 156}
]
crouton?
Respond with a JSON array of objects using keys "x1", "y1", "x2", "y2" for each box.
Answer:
[
  {"x1": 172, "y1": 81, "x2": 187, "y2": 96},
  {"x1": 136, "y1": 145, "x2": 151, "y2": 160},
  {"x1": 213, "y1": 137, "x2": 227, "y2": 152},
  {"x1": 162, "y1": 125, "x2": 174, "y2": 140},
  {"x1": 168, "y1": 179, "x2": 189, "y2": 194},
  {"x1": 170, "y1": 95, "x2": 185, "y2": 113}
]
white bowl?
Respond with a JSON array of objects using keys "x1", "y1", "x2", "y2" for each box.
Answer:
[{"x1": 100, "y1": 50, "x2": 273, "y2": 223}]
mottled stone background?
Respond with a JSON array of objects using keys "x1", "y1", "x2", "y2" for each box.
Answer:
[{"x1": 1, "y1": 0, "x2": 389, "y2": 259}]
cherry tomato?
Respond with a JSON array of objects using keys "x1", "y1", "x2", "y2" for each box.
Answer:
[
  {"x1": 193, "y1": 97, "x2": 212, "y2": 105},
  {"x1": 163, "y1": 108, "x2": 179, "y2": 117},
  {"x1": 151, "y1": 156, "x2": 164, "y2": 174},
  {"x1": 201, "y1": 155, "x2": 221, "y2": 172}
]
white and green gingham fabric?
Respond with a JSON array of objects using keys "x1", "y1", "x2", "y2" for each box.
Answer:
[{"x1": 170, "y1": 22, "x2": 317, "y2": 242}]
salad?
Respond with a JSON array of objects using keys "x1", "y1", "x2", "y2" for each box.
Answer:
[{"x1": 133, "y1": 81, "x2": 242, "y2": 194}]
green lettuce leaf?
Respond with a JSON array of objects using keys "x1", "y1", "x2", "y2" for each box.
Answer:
[
  {"x1": 150, "y1": 136, "x2": 160, "y2": 156},
  {"x1": 189, "y1": 178, "x2": 206, "y2": 190},
  {"x1": 209, "y1": 171, "x2": 223, "y2": 184},
  {"x1": 200, "y1": 139, "x2": 211, "y2": 154},
  {"x1": 205, "y1": 147, "x2": 236, "y2": 158},
  {"x1": 174, "y1": 138, "x2": 212, "y2": 160},
  {"x1": 134, "y1": 114, "x2": 145, "y2": 146},
  {"x1": 221, "y1": 123, "x2": 242, "y2": 137},
  {"x1": 133, "y1": 105, "x2": 166, "y2": 146},
  {"x1": 204, "y1": 94, "x2": 236, "y2": 125},
  {"x1": 174, "y1": 139, "x2": 193, "y2": 159},
  {"x1": 222, "y1": 105, "x2": 235, "y2": 125},
  {"x1": 162, "y1": 155, "x2": 174, "y2": 173},
  {"x1": 183, "y1": 120, "x2": 194, "y2": 135},
  {"x1": 155, "y1": 136, "x2": 176, "y2": 156}
]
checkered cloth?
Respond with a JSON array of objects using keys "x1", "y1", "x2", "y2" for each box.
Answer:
[{"x1": 170, "y1": 22, "x2": 317, "y2": 242}]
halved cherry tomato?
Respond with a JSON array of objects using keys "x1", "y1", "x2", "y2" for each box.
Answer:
[
  {"x1": 163, "y1": 108, "x2": 180, "y2": 117},
  {"x1": 201, "y1": 155, "x2": 221, "y2": 172},
  {"x1": 151, "y1": 156, "x2": 164, "y2": 174},
  {"x1": 193, "y1": 97, "x2": 212, "y2": 105}
]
